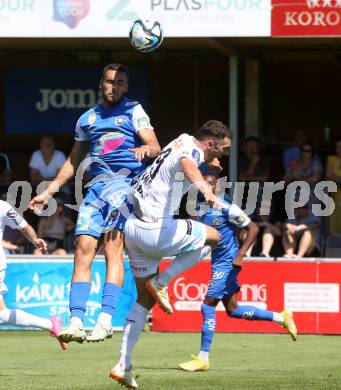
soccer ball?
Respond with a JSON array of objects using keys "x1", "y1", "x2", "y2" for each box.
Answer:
[{"x1": 129, "y1": 19, "x2": 163, "y2": 53}]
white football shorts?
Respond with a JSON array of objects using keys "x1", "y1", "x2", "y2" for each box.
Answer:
[
  {"x1": 124, "y1": 215, "x2": 207, "y2": 277},
  {"x1": 0, "y1": 269, "x2": 8, "y2": 296}
]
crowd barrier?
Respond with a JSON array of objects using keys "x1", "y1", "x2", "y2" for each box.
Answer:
[
  {"x1": 3, "y1": 256, "x2": 341, "y2": 334},
  {"x1": 3, "y1": 256, "x2": 136, "y2": 330},
  {"x1": 152, "y1": 258, "x2": 341, "y2": 335}
]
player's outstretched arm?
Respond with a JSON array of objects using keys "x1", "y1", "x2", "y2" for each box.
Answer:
[
  {"x1": 29, "y1": 141, "x2": 89, "y2": 213},
  {"x1": 181, "y1": 158, "x2": 220, "y2": 206},
  {"x1": 129, "y1": 129, "x2": 161, "y2": 161},
  {"x1": 233, "y1": 221, "x2": 259, "y2": 266},
  {"x1": 20, "y1": 224, "x2": 47, "y2": 253}
]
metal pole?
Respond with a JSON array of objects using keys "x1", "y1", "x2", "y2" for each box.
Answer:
[{"x1": 229, "y1": 56, "x2": 238, "y2": 185}]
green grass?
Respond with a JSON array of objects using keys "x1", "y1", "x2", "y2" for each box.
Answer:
[{"x1": 1, "y1": 331, "x2": 341, "y2": 389}]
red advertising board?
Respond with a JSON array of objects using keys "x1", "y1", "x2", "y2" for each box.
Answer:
[
  {"x1": 272, "y1": 0, "x2": 341, "y2": 37},
  {"x1": 152, "y1": 260, "x2": 341, "y2": 334}
]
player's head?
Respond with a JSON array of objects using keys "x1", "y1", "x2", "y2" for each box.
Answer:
[
  {"x1": 204, "y1": 174, "x2": 218, "y2": 194},
  {"x1": 196, "y1": 120, "x2": 232, "y2": 162},
  {"x1": 40, "y1": 136, "x2": 55, "y2": 154},
  {"x1": 100, "y1": 63, "x2": 129, "y2": 106},
  {"x1": 243, "y1": 136, "x2": 260, "y2": 155}
]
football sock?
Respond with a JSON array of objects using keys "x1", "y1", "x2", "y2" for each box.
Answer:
[
  {"x1": 158, "y1": 245, "x2": 211, "y2": 286},
  {"x1": 69, "y1": 281, "x2": 91, "y2": 321},
  {"x1": 229, "y1": 305, "x2": 274, "y2": 321},
  {"x1": 101, "y1": 282, "x2": 121, "y2": 316},
  {"x1": 97, "y1": 312, "x2": 112, "y2": 327},
  {"x1": 119, "y1": 303, "x2": 148, "y2": 370},
  {"x1": 0, "y1": 308, "x2": 51, "y2": 330},
  {"x1": 200, "y1": 303, "x2": 216, "y2": 354},
  {"x1": 272, "y1": 312, "x2": 284, "y2": 324},
  {"x1": 198, "y1": 351, "x2": 209, "y2": 363}
]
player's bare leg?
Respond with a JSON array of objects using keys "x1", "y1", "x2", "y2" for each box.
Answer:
[{"x1": 87, "y1": 230, "x2": 124, "y2": 342}]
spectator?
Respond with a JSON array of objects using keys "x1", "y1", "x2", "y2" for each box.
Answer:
[
  {"x1": 2, "y1": 225, "x2": 25, "y2": 254},
  {"x1": 282, "y1": 129, "x2": 307, "y2": 171},
  {"x1": 238, "y1": 136, "x2": 270, "y2": 182},
  {"x1": 0, "y1": 151, "x2": 12, "y2": 182},
  {"x1": 325, "y1": 137, "x2": 341, "y2": 235},
  {"x1": 34, "y1": 199, "x2": 75, "y2": 256},
  {"x1": 282, "y1": 204, "x2": 320, "y2": 258},
  {"x1": 283, "y1": 142, "x2": 322, "y2": 184},
  {"x1": 29, "y1": 136, "x2": 66, "y2": 183}
]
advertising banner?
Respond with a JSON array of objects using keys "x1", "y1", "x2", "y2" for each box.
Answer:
[
  {"x1": 152, "y1": 260, "x2": 341, "y2": 334},
  {"x1": 5, "y1": 67, "x2": 148, "y2": 134},
  {"x1": 0, "y1": 0, "x2": 271, "y2": 38},
  {"x1": 272, "y1": 0, "x2": 341, "y2": 37},
  {"x1": 3, "y1": 258, "x2": 137, "y2": 329}
]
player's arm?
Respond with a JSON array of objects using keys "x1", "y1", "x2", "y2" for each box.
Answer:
[
  {"x1": 233, "y1": 221, "x2": 259, "y2": 266},
  {"x1": 223, "y1": 203, "x2": 259, "y2": 266},
  {"x1": 130, "y1": 129, "x2": 161, "y2": 161},
  {"x1": 29, "y1": 141, "x2": 89, "y2": 211},
  {"x1": 20, "y1": 224, "x2": 47, "y2": 253},
  {"x1": 181, "y1": 158, "x2": 219, "y2": 205}
]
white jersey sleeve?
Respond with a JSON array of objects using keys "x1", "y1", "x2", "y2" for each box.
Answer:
[
  {"x1": 222, "y1": 202, "x2": 250, "y2": 228},
  {"x1": 4, "y1": 203, "x2": 27, "y2": 230},
  {"x1": 131, "y1": 104, "x2": 153, "y2": 133},
  {"x1": 74, "y1": 118, "x2": 89, "y2": 141}
]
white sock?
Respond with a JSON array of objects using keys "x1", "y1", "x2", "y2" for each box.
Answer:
[
  {"x1": 272, "y1": 312, "x2": 284, "y2": 324},
  {"x1": 119, "y1": 303, "x2": 148, "y2": 370},
  {"x1": 158, "y1": 246, "x2": 211, "y2": 287},
  {"x1": 0, "y1": 308, "x2": 52, "y2": 330},
  {"x1": 97, "y1": 312, "x2": 112, "y2": 327},
  {"x1": 198, "y1": 350, "x2": 209, "y2": 362},
  {"x1": 70, "y1": 316, "x2": 83, "y2": 327}
]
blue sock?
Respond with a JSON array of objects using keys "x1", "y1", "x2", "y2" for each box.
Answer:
[
  {"x1": 200, "y1": 304, "x2": 216, "y2": 352},
  {"x1": 101, "y1": 283, "x2": 121, "y2": 315},
  {"x1": 69, "y1": 282, "x2": 91, "y2": 321},
  {"x1": 229, "y1": 305, "x2": 274, "y2": 321}
]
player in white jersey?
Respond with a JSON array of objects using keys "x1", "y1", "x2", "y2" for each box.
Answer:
[
  {"x1": 109, "y1": 120, "x2": 232, "y2": 388},
  {"x1": 0, "y1": 200, "x2": 67, "y2": 349}
]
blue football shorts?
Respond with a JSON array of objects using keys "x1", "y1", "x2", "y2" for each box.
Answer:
[
  {"x1": 75, "y1": 179, "x2": 134, "y2": 238},
  {"x1": 206, "y1": 262, "x2": 241, "y2": 300}
]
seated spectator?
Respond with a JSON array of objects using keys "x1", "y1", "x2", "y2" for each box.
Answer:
[
  {"x1": 238, "y1": 136, "x2": 270, "y2": 182},
  {"x1": 325, "y1": 137, "x2": 341, "y2": 235},
  {"x1": 282, "y1": 129, "x2": 307, "y2": 171},
  {"x1": 282, "y1": 204, "x2": 320, "y2": 258},
  {"x1": 29, "y1": 136, "x2": 66, "y2": 183},
  {"x1": 283, "y1": 142, "x2": 322, "y2": 184},
  {"x1": 34, "y1": 199, "x2": 75, "y2": 256},
  {"x1": 2, "y1": 225, "x2": 26, "y2": 254},
  {"x1": 0, "y1": 151, "x2": 12, "y2": 182}
]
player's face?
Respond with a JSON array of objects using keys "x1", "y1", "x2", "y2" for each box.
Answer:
[
  {"x1": 204, "y1": 174, "x2": 217, "y2": 194},
  {"x1": 206, "y1": 136, "x2": 231, "y2": 162},
  {"x1": 100, "y1": 70, "x2": 129, "y2": 106}
]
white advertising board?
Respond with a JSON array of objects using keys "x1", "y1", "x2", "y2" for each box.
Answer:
[{"x1": 0, "y1": 0, "x2": 271, "y2": 37}]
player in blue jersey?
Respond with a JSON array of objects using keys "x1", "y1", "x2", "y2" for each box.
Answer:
[
  {"x1": 29, "y1": 63, "x2": 161, "y2": 344},
  {"x1": 179, "y1": 171, "x2": 298, "y2": 372}
]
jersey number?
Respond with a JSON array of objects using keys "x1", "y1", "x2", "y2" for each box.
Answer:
[{"x1": 149, "y1": 147, "x2": 172, "y2": 180}]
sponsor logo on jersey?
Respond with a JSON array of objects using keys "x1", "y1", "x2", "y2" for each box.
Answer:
[
  {"x1": 88, "y1": 112, "x2": 96, "y2": 125},
  {"x1": 53, "y1": 0, "x2": 90, "y2": 29},
  {"x1": 191, "y1": 149, "x2": 200, "y2": 165},
  {"x1": 235, "y1": 214, "x2": 247, "y2": 225},
  {"x1": 137, "y1": 117, "x2": 150, "y2": 129},
  {"x1": 98, "y1": 132, "x2": 125, "y2": 156}
]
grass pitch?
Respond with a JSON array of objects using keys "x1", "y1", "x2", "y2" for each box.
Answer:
[{"x1": 1, "y1": 331, "x2": 340, "y2": 389}]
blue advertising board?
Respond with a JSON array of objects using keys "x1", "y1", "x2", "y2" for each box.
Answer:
[
  {"x1": 5, "y1": 67, "x2": 148, "y2": 134},
  {"x1": 3, "y1": 258, "x2": 137, "y2": 329}
]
